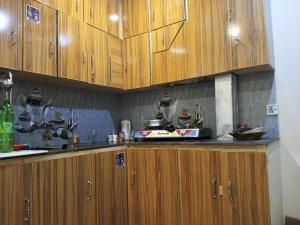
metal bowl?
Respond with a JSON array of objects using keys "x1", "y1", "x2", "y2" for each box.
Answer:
[{"x1": 144, "y1": 119, "x2": 167, "y2": 129}]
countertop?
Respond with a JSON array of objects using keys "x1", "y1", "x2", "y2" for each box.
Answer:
[{"x1": 0, "y1": 138, "x2": 278, "y2": 160}]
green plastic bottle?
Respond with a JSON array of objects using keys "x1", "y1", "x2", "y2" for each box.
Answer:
[{"x1": 0, "y1": 99, "x2": 14, "y2": 153}]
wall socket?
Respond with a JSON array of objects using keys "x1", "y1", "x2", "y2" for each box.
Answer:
[{"x1": 267, "y1": 104, "x2": 279, "y2": 116}]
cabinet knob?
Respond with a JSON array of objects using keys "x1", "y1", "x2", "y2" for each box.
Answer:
[{"x1": 9, "y1": 31, "x2": 17, "y2": 47}]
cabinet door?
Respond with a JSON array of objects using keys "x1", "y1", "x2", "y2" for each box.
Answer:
[
  {"x1": 34, "y1": 0, "x2": 57, "y2": 9},
  {"x1": 84, "y1": 0, "x2": 108, "y2": 31},
  {"x1": 23, "y1": 158, "x2": 79, "y2": 225},
  {"x1": 0, "y1": 164, "x2": 24, "y2": 225},
  {"x1": 86, "y1": 25, "x2": 108, "y2": 86},
  {"x1": 58, "y1": 13, "x2": 87, "y2": 82},
  {"x1": 96, "y1": 150, "x2": 128, "y2": 225},
  {"x1": 23, "y1": 0, "x2": 57, "y2": 76},
  {"x1": 124, "y1": 33, "x2": 150, "y2": 89},
  {"x1": 150, "y1": 0, "x2": 186, "y2": 30},
  {"x1": 58, "y1": 0, "x2": 84, "y2": 21},
  {"x1": 78, "y1": 154, "x2": 96, "y2": 225},
  {"x1": 123, "y1": 0, "x2": 149, "y2": 38},
  {"x1": 108, "y1": 0, "x2": 120, "y2": 37},
  {"x1": 127, "y1": 148, "x2": 181, "y2": 225},
  {"x1": 219, "y1": 152, "x2": 271, "y2": 225},
  {"x1": 108, "y1": 35, "x2": 124, "y2": 89},
  {"x1": 0, "y1": 0, "x2": 21, "y2": 70},
  {"x1": 228, "y1": 0, "x2": 268, "y2": 69},
  {"x1": 179, "y1": 150, "x2": 221, "y2": 225}
]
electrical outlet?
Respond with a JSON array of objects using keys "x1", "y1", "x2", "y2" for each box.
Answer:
[{"x1": 267, "y1": 104, "x2": 279, "y2": 116}]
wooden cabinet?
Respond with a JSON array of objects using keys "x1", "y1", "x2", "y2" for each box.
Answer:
[
  {"x1": 108, "y1": 0, "x2": 121, "y2": 37},
  {"x1": 34, "y1": 0, "x2": 57, "y2": 9},
  {"x1": 0, "y1": 163, "x2": 24, "y2": 225},
  {"x1": 124, "y1": 33, "x2": 150, "y2": 89},
  {"x1": 58, "y1": 0, "x2": 84, "y2": 21},
  {"x1": 123, "y1": 0, "x2": 149, "y2": 38},
  {"x1": 150, "y1": 0, "x2": 186, "y2": 30},
  {"x1": 23, "y1": 157, "x2": 79, "y2": 225},
  {"x1": 0, "y1": 0, "x2": 21, "y2": 70},
  {"x1": 108, "y1": 35, "x2": 124, "y2": 89},
  {"x1": 78, "y1": 154, "x2": 96, "y2": 225},
  {"x1": 58, "y1": 13, "x2": 87, "y2": 82},
  {"x1": 84, "y1": 0, "x2": 108, "y2": 31},
  {"x1": 228, "y1": 0, "x2": 269, "y2": 70},
  {"x1": 179, "y1": 150, "x2": 221, "y2": 225},
  {"x1": 219, "y1": 152, "x2": 271, "y2": 225},
  {"x1": 127, "y1": 148, "x2": 181, "y2": 225},
  {"x1": 86, "y1": 25, "x2": 108, "y2": 86},
  {"x1": 152, "y1": 0, "x2": 231, "y2": 84},
  {"x1": 96, "y1": 150, "x2": 128, "y2": 225},
  {"x1": 178, "y1": 149, "x2": 271, "y2": 225},
  {"x1": 23, "y1": 0, "x2": 57, "y2": 77}
]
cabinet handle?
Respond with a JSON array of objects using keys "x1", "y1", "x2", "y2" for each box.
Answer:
[
  {"x1": 228, "y1": 181, "x2": 233, "y2": 202},
  {"x1": 86, "y1": 180, "x2": 93, "y2": 200},
  {"x1": 131, "y1": 171, "x2": 136, "y2": 190},
  {"x1": 83, "y1": 52, "x2": 87, "y2": 64},
  {"x1": 90, "y1": 6, "x2": 94, "y2": 17},
  {"x1": 9, "y1": 31, "x2": 17, "y2": 47},
  {"x1": 161, "y1": 32, "x2": 165, "y2": 45},
  {"x1": 49, "y1": 41, "x2": 55, "y2": 57},
  {"x1": 152, "y1": 10, "x2": 155, "y2": 22},
  {"x1": 109, "y1": 56, "x2": 112, "y2": 86},
  {"x1": 91, "y1": 54, "x2": 95, "y2": 83},
  {"x1": 211, "y1": 178, "x2": 217, "y2": 199},
  {"x1": 234, "y1": 38, "x2": 241, "y2": 45},
  {"x1": 228, "y1": 9, "x2": 233, "y2": 22},
  {"x1": 76, "y1": 0, "x2": 80, "y2": 12},
  {"x1": 24, "y1": 197, "x2": 30, "y2": 223}
]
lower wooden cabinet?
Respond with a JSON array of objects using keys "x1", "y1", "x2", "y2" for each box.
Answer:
[
  {"x1": 127, "y1": 148, "x2": 181, "y2": 225},
  {"x1": 0, "y1": 163, "x2": 24, "y2": 225}
]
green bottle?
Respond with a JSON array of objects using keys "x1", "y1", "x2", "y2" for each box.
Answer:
[{"x1": 0, "y1": 99, "x2": 14, "y2": 153}]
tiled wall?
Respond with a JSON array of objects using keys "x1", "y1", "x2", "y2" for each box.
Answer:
[
  {"x1": 10, "y1": 79, "x2": 122, "y2": 146},
  {"x1": 7, "y1": 71, "x2": 279, "y2": 146}
]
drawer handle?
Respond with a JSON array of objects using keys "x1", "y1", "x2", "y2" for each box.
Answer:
[
  {"x1": 228, "y1": 181, "x2": 233, "y2": 202},
  {"x1": 131, "y1": 171, "x2": 136, "y2": 190},
  {"x1": 49, "y1": 41, "x2": 55, "y2": 57},
  {"x1": 24, "y1": 197, "x2": 30, "y2": 223},
  {"x1": 9, "y1": 31, "x2": 17, "y2": 47},
  {"x1": 86, "y1": 180, "x2": 93, "y2": 200}
]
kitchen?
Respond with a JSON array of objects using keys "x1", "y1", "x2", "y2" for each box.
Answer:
[{"x1": 0, "y1": 0, "x2": 299, "y2": 225}]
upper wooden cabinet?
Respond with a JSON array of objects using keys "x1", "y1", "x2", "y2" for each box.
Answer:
[
  {"x1": 228, "y1": 0, "x2": 270, "y2": 70},
  {"x1": 0, "y1": 0, "x2": 21, "y2": 70},
  {"x1": 58, "y1": 13, "x2": 87, "y2": 82},
  {"x1": 84, "y1": 0, "x2": 108, "y2": 31},
  {"x1": 123, "y1": 0, "x2": 149, "y2": 38},
  {"x1": 127, "y1": 148, "x2": 181, "y2": 225},
  {"x1": 58, "y1": 0, "x2": 84, "y2": 21},
  {"x1": 124, "y1": 33, "x2": 150, "y2": 89},
  {"x1": 86, "y1": 25, "x2": 108, "y2": 86},
  {"x1": 150, "y1": 0, "x2": 186, "y2": 30},
  {"x1": 108, "y1": 35, "x2": 124, "y2": 89},
  {"x1": 108, "y1": 0, "x2": 121, "y2": 37},
  {"x1": 23, "y1": 0, "x2": 57, "y2": 77}
]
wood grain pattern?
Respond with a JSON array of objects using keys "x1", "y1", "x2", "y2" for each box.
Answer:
[
  {"x1": 124, "y1": 33, "x2": 150, "y2": 89},
  {"x1": 0, "y1": 164, "x2": 24, "y2": 225},
  {"x1": 78, "y1": 154, "x2": 96, "y2": 225},
  {"x1": 0, "y1": 0, "x2": 21, "y2": 70},
  {"x1": 152, "y1": 21, "x2": 184, "y2": 53},
  {"x1": 108, "y1": 0, "x2": 121, "y2": 37},
  {"x1": 228, "y1": 0, "x2": 269, "y2": 70},
  {"x1": 219, "y1": 152, "x2": 271, "y2": 225},
  {"x1": 108, "y1": 35, "x2": 124, "y2": 89},
  {"x1": 58, "y1": 0, "x2": 84, "y2": 21},
  {"x1": 122, "y1": 0, "x2": 149, "y2": 38},
  {"x1": 84, "y1": 0, "x2": 108, "y2": 31},
  {"x1": 150, "y1": 0, "x2": 186, "y2": 30},
  {"x1": 58, "y1": 13, "x2": 87, "y2": 82},
  {"x1": 23, "y1": 0, "x2": 57, "y2": 77},
  {"x1": 96, "y1": 150, "x2": 128, "y2": 225},
  {"x1": 152, "y1": 0, "x2": 231, "y2": 85},
  {"x1": 127, "y1": 148, "x2": 181, "y2": 225},
  {"x1": 86, "y1": 25, "x2": 108, "y2": 86},
  {"x1": 179, "y1": 150, "x2": 221, "y2": 225}
]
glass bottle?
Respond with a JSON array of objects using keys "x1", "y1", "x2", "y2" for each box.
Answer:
[{"x1": 0, "y1": 99, "x2": 14, "y2": 153}]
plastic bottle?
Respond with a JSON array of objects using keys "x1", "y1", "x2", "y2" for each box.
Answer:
[{"x1": 0, "y1": 99, "x2": 14, "y2": 153}]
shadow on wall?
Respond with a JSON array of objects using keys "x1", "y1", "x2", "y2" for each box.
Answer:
[
  {"x1": 11, "y1": 79, "x2": 122, "y2": 146},
  {"x1": 237, "y1": 71, "x2": 279, "y2": 139}
]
